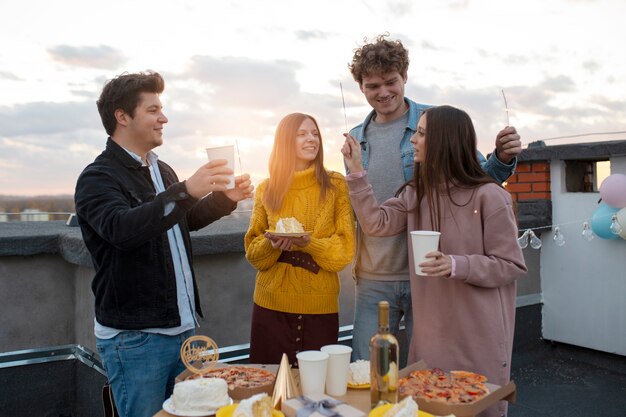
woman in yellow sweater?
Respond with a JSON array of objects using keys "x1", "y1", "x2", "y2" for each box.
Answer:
[{"x1": 245, "y1": 113, "x2": 355, "y2": 366}]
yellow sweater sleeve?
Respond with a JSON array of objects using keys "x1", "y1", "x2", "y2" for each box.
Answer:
[
  {"x1": 302, "y1": 173, "x2": 355, "y2": 272},
  {"x1": 244, "y1": 181, "x2": 281, "y2": 271}
]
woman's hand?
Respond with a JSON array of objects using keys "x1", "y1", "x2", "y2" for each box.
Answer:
[
  {"x1": 419, "y1": 251, "x2": 452, "y2": 278},
  {"x1": 341, "y1": 133, "x2": 365, "y2": 174},
  {"x1": 288, "y1": 235, "x2": 310, "y2": 249}
]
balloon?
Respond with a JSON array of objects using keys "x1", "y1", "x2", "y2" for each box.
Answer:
[
  {"x1": 590, "y1": 202, "x2": 620, "y2": 240},
  {"x1": 617, "y1": 207, "x2": 626, "y2": 240},
  {"x1": 599, "y1": 173, "x2": 626, "y2": 208}
]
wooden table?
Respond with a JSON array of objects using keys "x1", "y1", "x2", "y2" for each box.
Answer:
[{"x1": 154, "y1": 373, "x2": 371, "y2": 417}]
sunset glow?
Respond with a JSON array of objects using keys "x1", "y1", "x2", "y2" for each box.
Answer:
[{"x1": 1, "y1": 0, "x2": 625, "y2": 195}]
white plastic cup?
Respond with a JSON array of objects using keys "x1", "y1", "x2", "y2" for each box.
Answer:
[
  {"x1": 321, "y1": 344, "x2": 352, "y2": 396},
  {"x1": 205, "y1": 145, "x2": 235, "y2": 189},
  {"x1": 410, "y1": 231, "x2": 441, "y2": 275},
  {"x1": 296, "y1": 350, "x2": 329, "y2": 396}
]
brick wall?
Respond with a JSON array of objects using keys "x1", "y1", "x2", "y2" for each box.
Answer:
[{"x1": 505, "y1": 161, "x2": 551, "y2": 201}]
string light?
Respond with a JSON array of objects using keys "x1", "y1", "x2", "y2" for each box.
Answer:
[
  {"x1": 610, "y1": 214, "x2": 623, "y2": 235},
  {"x1": 516, "y1": 210, "x2": 624, "y2": 249},
  {"x1": 553, "y1": 227, "x2": 565, "y2": 246},
  {"x1": 529, "y1": 230, "x2": 543, "y2": 249},
  {"x1": 518, "y1": 230, "x2": 529, "y2": 249},
  {"x1": 582, "y1": 222, "x2": 594, "y2": 241}
]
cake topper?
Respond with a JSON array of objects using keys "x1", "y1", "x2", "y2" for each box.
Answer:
[{"x1": 180, "y1": 335, "x2": 220, "y2": 374}]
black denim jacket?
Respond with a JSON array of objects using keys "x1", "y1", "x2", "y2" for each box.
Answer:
[{"x1": 75, "y1": 138, "x2": 236, "y2": 329}]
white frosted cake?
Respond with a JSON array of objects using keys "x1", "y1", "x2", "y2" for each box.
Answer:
[
  {"x1": 233, "y1": 393, "x2": 273, "y2": 417},
  {"x1": 172, "y1": 377, "x2": 230, "y2": 413},
  {"x1": 348, "y1": 359, "x2": 370, "y2": 385},
  {"x1": 275, "y1": 217, "x2": 304, "y2": 233},
  {"x1": 383, "y1": 396, "x2": 418, "y2": 417}
]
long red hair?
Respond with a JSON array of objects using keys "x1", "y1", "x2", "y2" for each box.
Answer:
[{"x1": 263, "y1": 113, "x2": 334, "y2": 212}]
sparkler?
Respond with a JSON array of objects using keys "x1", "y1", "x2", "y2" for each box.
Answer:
[
  {"x1": 234, "y1": 139, "x2": 243, "y2": 175},
  {"x1": 340, "y1": 82, "x2": 348, "y2": 132},
  {"x1": 501, "y1": 89, "x2": 510, "y2": 127}
]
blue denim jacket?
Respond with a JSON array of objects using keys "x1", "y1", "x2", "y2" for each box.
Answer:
[{"x1": 348, "y1": 98, "x2": 516, "y2": 183}]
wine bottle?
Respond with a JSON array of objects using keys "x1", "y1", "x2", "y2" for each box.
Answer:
[{"x1": 369, "y1": 300, "x2": 399, "y2": 408}]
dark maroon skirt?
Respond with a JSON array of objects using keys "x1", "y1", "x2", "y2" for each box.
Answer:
[{"x1": 249, "y1": 303, "x2": 339, "y2": 368}]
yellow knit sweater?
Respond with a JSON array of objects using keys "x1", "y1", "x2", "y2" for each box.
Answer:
[{"x1": 244, "y1": 166, "x2": 355, "y2": 314}]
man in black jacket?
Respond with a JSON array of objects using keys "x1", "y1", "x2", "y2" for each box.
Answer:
[{"x1": 75, "y1": 71, "x2": 253, "y2": 417}]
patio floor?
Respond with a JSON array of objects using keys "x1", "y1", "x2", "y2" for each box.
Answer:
[{"x1": 509, "y1": 306, "x2": 626, "y2": 417}]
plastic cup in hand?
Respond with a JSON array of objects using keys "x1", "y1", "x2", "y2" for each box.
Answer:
[
  {"x1": 410, "y1": 231, "x2": 441, "y2": 275},
  {"x1": 321, "y1": 344, "x2": 352, "y2": 396},
  {"x1": 206, "y1": 145, "x2": 235, "y2": 189},
  {"x1": 296, "y1": 350, "x2": 329, "y2": 396}
]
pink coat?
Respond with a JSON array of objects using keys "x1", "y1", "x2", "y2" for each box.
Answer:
[{"x1": 347, "y1": 175, "x2": 527, "y2": 417}]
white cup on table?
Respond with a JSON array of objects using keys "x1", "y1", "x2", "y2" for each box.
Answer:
[
  {"x1": 410, "y1": 230, "x2": 441, "y2": 275},
  {"x1": 321, "y1": 344, "x2": 352, "y2": 396},
  {"x1": 206, "y1": 145, "x2": 235, "y2": 190},
  {"x1": 296, "y1": 350, "x2": 329, "y2": 396}
]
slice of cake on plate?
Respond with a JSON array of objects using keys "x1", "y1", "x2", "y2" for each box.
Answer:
[{"x1": 275, "y1": 217, "x2": 304, "y2": 234}]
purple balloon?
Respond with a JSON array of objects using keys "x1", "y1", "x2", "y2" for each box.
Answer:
[{"x1": 599, "y1": 174, "x2": 626, "y2": 208}]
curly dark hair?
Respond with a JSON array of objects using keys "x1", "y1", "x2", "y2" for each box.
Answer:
[
  {"x1": 348, "y1": 33, "x2": 410, "y2": 85},
  {"x1": 96, "y1": 71, "x2": 164, "y2": 136}
]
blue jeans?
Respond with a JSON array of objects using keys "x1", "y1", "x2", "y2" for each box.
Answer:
[
  {"x1": 96, "y1": 329, "x2": 194, "y2": 417},
  {"x1": 351, "y1": 279, "x2": 412, "y2": 363}
]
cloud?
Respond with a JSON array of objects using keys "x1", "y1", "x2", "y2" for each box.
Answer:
[
  {"x1": 180, "y1": 55, "x2": 302, "y2": 109},
  {"x1": 590, "y1": 95, "x2": 626, "y2": 112},
  {"x1": 360, "y1": 0, "x2": 413, "y2": 15},
  {"x1": 403, "y1": 70, "x2": 626, "y2": 152},
  {"x1": 447, "y1": 0, "x2": 470, "y2": 8},
  {"x1": 420, "y1": 41, "x2": 441, "y2": 51},
  {"x1": 387, "y1": 0, "x2": 413, "y2": 15},
  {"x1": 0, "y1": 101, "x2": 99, "y2": 137},
  {"x1": 295, "y1": 30, "x2": 331, "y2": 41},
  {"x1": 47, "y1": 45, "x2": 127, "y2": 69},
  {"x1": 0, "y1": 71, "x2": 21, "y2": 81},
  {"x1": 539, "y1": 75, "x2": 575, "y2": 93},
  {"x1": 582, "y1": 60, "x2": 600, "y2": 73},
  {"x1": 0, "y1": 129, "x2": 105, "y2": 195}
]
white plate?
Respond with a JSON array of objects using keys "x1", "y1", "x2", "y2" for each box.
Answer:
[
  {"x1": 265, "y1": 230, "x2": 312, "y2": 237},
  {"x1": 163, "y1": 397, "x2": 232, "y2": 417}
]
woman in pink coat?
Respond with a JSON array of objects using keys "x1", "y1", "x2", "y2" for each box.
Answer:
[{"x1": 342, "y1": 105, "x2": 527, "y2": 417}]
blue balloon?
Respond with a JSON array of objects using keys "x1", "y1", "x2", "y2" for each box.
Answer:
[{"x1": 591, "y1": 202, "x2": 620, "y2": 240}]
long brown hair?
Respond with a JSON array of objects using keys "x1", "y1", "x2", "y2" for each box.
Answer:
[
  {"x1": 414, "y1": 105, "x2": 499, "y2": 230},
  {"x1": 263, "y1": 113, "x2": 334, "y2": 212}
]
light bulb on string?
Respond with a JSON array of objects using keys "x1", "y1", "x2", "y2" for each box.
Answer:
[
  {"x1": 610, "y1": 214, "x2": 623, "y2": 235},
  {"x1": 529, "y1": 230, "x2": 542, "y2": 249},
  {"x1": 582, "y1": 221, "x2": 594, "y2": 241},
  {"x1": 553, "y1": 227, "x2": 565, "y2": 246},
  {"x1": 518, "y1": 230, "x2": 529, "y2": 249}
]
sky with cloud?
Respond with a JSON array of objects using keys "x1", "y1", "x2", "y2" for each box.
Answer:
[{"x1": 0, "y1": 0, "x2": 625, "y2": 196}]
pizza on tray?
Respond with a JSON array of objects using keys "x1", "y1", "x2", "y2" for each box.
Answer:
[
  {"x1": 398, "y1": 368, "x2": 490, "y2": 404},
  {"x1": 188, "y1": 366, "x2": 276, "y2": 390}
]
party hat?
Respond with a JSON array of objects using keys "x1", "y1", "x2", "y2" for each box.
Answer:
[{"x1": 272, "y1": 353, "x2": 300, "y2": 409}]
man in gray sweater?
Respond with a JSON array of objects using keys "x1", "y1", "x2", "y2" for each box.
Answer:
[{"x1": 345, "y1": 34, "x2": 522, "y2": 363}]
